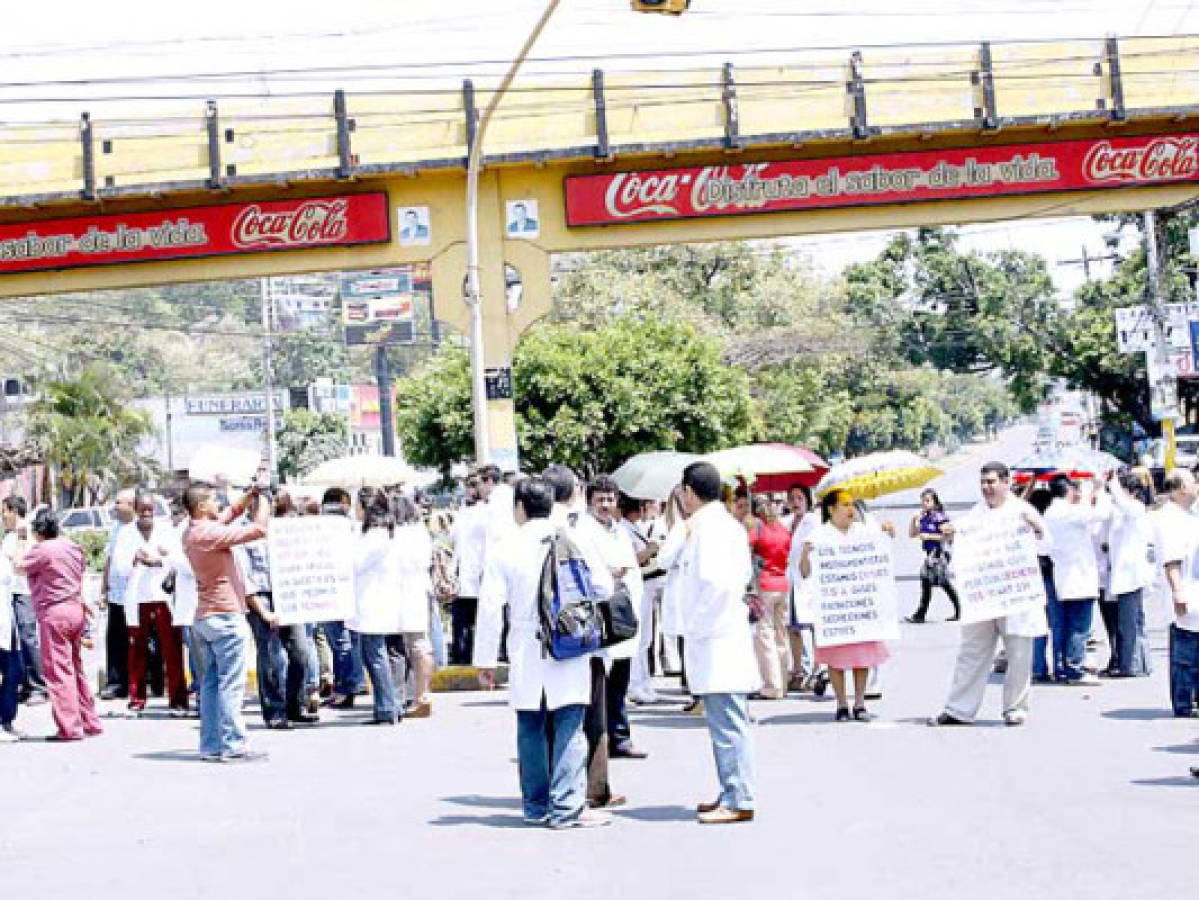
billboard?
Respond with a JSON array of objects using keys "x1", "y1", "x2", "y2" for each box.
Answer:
[
  {"x1": 564, "y1": 134, "x2": 1199, "y2": 227},
  {"x1": 340, "y1": 264, "x2": 430, "y2": 346},
  {"x1": 0, "y1": 193, "x2": 390, "y2": 275}
]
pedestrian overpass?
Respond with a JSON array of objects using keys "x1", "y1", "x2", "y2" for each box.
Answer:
[{"x1": 3, "y1": 34, "x2": 1199, "y2": 463}]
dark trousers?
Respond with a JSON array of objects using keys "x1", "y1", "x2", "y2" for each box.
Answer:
[
  {"x1": 12, "y1": 593, "x2": 47, "y2": 697},
  {"x1": 247, "y1": 608, "x2": 288, "y2": 725},
  {"x1": 1100, "y1": 590, "x2": 1151, "y2": 677},
  {"x1": 1033, "y1": 559, "x2": 1064, "y2": 681},
  {"x1": 606, "y1": 657, "x2": 633, "y2": 752},
  {"x1": 450, "y1": 597, "x2": 478, "y2": 665},
  {"x1": 584, "y1": 657, "x2": 612, "y2": 804},
  {"x1": 1169, "y1": 624, "x2": 1199, "y2": 717},
  {"x1": 104, "y1": 603, "x2": 129, "y2": 695},
  {"x1": 0, "y1": 625, "x2": 21, "y2": 726},
  {"x1": 912, "y1": 576, "x2": 961, "y2": 621}
]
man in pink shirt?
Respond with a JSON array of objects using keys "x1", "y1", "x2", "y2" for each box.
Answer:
[{"x1": 183, "y1": 484, "x2": 270, "y2": 763}]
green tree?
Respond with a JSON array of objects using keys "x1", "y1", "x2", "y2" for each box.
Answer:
[
  {"x1": 24, "y1": 362, "x2": 159, "y2": 506},
  {"x1": 276, "y1": 409, "x2": 349, "y2": 481},
  {"x1": 395, "y1": 316, "x2": 756, "y2": 476}
]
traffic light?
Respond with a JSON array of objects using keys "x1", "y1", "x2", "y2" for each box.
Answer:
[{"x1": 630, "y1": 0, "x2": 690, "y2": 13}]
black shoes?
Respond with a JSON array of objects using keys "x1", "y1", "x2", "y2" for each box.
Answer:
[
  {"x1": 834, "y1": 707, "x2": 851, "y2": 722},
  {"x1": 852, "y1": 706, "x2": 873, "y2": 722},
  {"x1": 927, "y1": 712, "x2": 970, "y2": 727}
]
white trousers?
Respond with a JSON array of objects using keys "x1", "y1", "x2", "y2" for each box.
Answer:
[
  {"x1": 944, "y1": 619, "x2": 1033, "y2": 722},
  {"x1": 630, "y1": 578, "x2": 664, "y2": 695}
]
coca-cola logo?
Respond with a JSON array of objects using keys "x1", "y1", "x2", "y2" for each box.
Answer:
[
  {"x1": 231, "y1": 199, "x2": 350, "y2": 248},
  {"x1": 603, "y1": 171, "x2": 686, "y2": 218},
  {"x1": 1082, "y1": 138, "x2": 1199, "y2": 184}
]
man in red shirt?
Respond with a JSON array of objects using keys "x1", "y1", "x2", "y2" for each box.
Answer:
[{"x1": 183, "y1": 484, "x2": 270, "y2": 763}]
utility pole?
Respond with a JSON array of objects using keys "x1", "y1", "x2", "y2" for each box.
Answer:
[
  {"x1": 375, "y1": 345, "x2": 396, "y2": 456},
  {"x1": 260, "y1": 277, "x2": 278, "y2": 483},
  {"x1": 1057, "y1": 244, "x2": 1119, "y2": 280},
  {"x1": 1144, "y1": 210, "x2": 1178, "y2": 470}
]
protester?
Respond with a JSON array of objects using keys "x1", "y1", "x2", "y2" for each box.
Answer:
[
  {"x1": 450, "y1": 474, "x2": 486, "y2": 665},
  {"x1": 1155, "y1": 469, "x2": 1199, "y2": 717},
  {"x1": 99, "y1": 489, "x2": 135, "y2": 699},
  {"x1": 351, "y1": 488, "x2": 404, "y2": 725},
  {"x1": 1101, "y1": 469, "x2": 1154, "y2": 678},
  {"x1": 747, "y1": 495, "x2": 793, "y2": 700},
  {"x1": 391, "y1": 494, "x2": 436, "y2": 717},
  {"x1": 183, "y1": 483, "x2": 270, "y2": 763},
  {"x1": 474, "y1": 476, "x2": 612, "y2": 829},
  {"x1": 784, "y1": 485, "x2": 822, "y2": 693},
  {"x1": 319, "y1": 487, "x2": 365, "y2": 708},
  {"x1": 677, "y1": 462, "x2": 759, "y2": 824},
  {"x1": 0, "y1": 547, "x2": 20, "y2": 741},
  {"x1": 3, "y1": 496, "x2": 47, "y2": 705},
  {"x1": 236, "y1": 514, "x2": 293, "y2": 730},
  {"x1": 799, "y1": 488, "x2": 891, "y2": 722},
  {"x1": 657, "y1": 485, "x2": 693, "y2": 702},
  {"x1": 618, "y1": 494, "x2": 667, "y2": 705},
  {"x1": 930, "y1": 462, "x2": 1048, "y2": 727},
  {"x1": 1044, "y1": 473, "x2": 1108, "y2": 686},
  {"x1": 112, "y1": 490, "x2": 188, "y2": 715},
  {"x1": 15, "y1": 509, "x2": 102, "y2": 741},
  {"x1": 579, "y1": 475, "x2": 647, "y2": 759},
  {"x1": 1024, "y1": 485, "x2": 1062, "y2": 684},
  {"x1": 905, "y1": 488, "x2": 960, "y2": 623}
]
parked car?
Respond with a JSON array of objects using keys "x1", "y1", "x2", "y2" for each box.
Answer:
[
  {"x1": 59, "y1": 496, "x2": 171, "y2": 533},
  {"x1": 1174, "y1": 433, "x2": 1199, "y2": 470}
]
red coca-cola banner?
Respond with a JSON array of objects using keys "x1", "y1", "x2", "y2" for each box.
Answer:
[
  {"x1": 564, "y1": 134, "x2": 1199, "y2": 226},
  {"x1": 0, "y1": 192, "x2": 390, "y2": 275}
]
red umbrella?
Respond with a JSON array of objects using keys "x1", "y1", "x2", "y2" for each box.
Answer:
[{"x1": 706, "y1": 443, "x2": 830, "y2": 491}]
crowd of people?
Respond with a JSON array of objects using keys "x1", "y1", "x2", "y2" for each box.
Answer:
[{"x1": 2, "y1": 450, "x2": 1198, "y2": 821}]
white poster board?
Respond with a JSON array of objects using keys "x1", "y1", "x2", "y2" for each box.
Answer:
[
  {"x1": 810, "y1": 526, "x2": 901, "y2": 648},
  {"x1": 952, "y1": 511, "x2": 1046, "y2": 624},
  {"x1": 268, "y1": 516, "x2": 356, "y2": 625}
]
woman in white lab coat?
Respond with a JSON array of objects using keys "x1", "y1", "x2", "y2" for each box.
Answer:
[
  {"x1": 351, "y1": 488, "x2": 404, "y2": 724},
  {"x1": 656, "y1": 486, "x2": 693, "y2": 699},
  {"x1": 390, "y1": 495, "x2": 435, "y2": 717},
  {"x1": 1101, "y1": 470, "x2": 1154, "y2": 677}
]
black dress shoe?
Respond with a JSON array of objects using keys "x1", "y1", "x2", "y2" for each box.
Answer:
[
  {"x1": 834, "y1": 707, "x2": 850, "y2": 722},
  {"x1": 927, "y1": 712, "x2": 971, "y2": 727},
  {"x1": 610, "y1": 745, "x2": 648, "y2": 759}
]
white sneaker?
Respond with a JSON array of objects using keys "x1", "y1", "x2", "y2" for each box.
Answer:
[
  {"x1": 1003, "y1": 710, "x2": 1027, "y2": 727},
  {"x1": 1072, "y1": 674, "x2": 1101, "y2": 687},
  {"x1": 550, "y1": 810, "x2": 612, "y2": 830},
  {"x1": 0, "y1": 727, "x2": 20, "y2": 743},
  {"x1": 628, "y1": 690, "x2": 659, "y2": 705}
]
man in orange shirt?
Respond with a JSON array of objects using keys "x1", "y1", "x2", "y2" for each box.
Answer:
[{"x1": 183, "y1": 484, "x2": 270, "y2": 763}]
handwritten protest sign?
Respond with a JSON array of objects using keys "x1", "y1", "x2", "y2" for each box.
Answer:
[
  {"x1": 269, "y1": 516, "x2": 356, "y2": 625},
  {"x1": 952, "y1": 509, "x2": 1046, "y2": 624},
  {"x1": 810, "y1": 525, "x2": 900, "y2": 648}
]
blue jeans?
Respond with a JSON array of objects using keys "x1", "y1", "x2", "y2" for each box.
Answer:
[
  {"x1": 429, "y1": 597, "x2": 447, "y2": 669},
  {"x1": 1033, "y1": 561, "x2": 1064, "y2": 680},
  {"x1": 193, "y1": 614, "x2": 250, "y2": 758},
  {"x1": 1104, "y1": 590, "x2": 1152, "y2": 677},
  {"x1": 515, "y1": 701, "x2": 588, "y2": 825},
  {"x1": 1169, "y1": 625, "x2": 1199, "y2": 716},
  {"x1": 247, "y1": 609, "x2": 288, "y2": 724},
  {"x1": 358, "y1": 633, "x2": 398, "y2": 723},
  {"x1": 1057, "y1": 598, "x2": 1095, "y2": 681},
  {"x1": 322, "y1": 620, "x2": 364, "y2": 695},
  {"x1": 702, "y1": 692, "x2": 755, "y2": 811},
  {"x1": 304, "y1": 625, "x2": 319, "y2": 693},
  {"x1": 0, "y1": 624, "x2": 21, "y2": 727}
]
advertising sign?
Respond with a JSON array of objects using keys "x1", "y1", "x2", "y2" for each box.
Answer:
[
  {"x1": 340, "y1": 264, "x2": 429, "y2": 345},
  {"x1": 808, "y1": 525, "x2": 901, "y2": 648},
  {"x1": 565, "y1": 134, "x2": 1199, "y2": 226},
  {"x1": 0, "y1": 193, "x2": 390, "y2": 275}
]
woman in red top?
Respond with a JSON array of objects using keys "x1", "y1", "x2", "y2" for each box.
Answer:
[
  {"x1": 17, "y1": 509, "x2": 102, "y2": 741},
  {"x1": 747, "y1": 496, "x2": 793, "y2": 699}
]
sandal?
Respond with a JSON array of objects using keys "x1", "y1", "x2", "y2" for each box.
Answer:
[
  {"x1": 853, "y1": 706, "x2": 873, "y2": 722},
  {"x1": 834, "y1": 706, "x2": 850, "y2": 722}
]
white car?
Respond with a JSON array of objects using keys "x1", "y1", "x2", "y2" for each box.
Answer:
[{"x1": 59, "y1": 496, "x2": 171, "y2": 533}]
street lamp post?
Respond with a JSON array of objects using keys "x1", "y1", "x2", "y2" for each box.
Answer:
[{"x1": 464, "y1": 0, "x2": 561, "y2": 466}]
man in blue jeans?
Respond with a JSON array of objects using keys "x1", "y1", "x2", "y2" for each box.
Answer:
[
  {"x1": 183, "y1": 484, "x2": 271, "y2": 763},
  {"x1": 318, "y1": 488, "x2": 365, "y2": 707},
  {"x1": 0, "y1": 585, "x2": 20, "y2": 741},
  {"x1": 475, "y1": 477, "x2": 613, "y2": 829},
  {"x1": 1157, "y1": 469, "x2": 1199, "y2": 717}
]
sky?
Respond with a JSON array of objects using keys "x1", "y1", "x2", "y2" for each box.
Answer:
[{"x1": 0, "y1": 0, "x2": 1193, "y2": 293}]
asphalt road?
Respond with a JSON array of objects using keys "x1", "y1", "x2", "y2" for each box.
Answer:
[{"x1": 5, "y1": 424, "x2": 1198, "y2": 900}]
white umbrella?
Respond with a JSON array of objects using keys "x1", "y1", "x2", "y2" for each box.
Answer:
[
  {"x1": 611, "y1": 451, "x2": 701, "y2": 501},
  {"x1": 186, "y1": 443, "x2": 263, "y2": 486},
  {"x1": 303, "y1": 453, "x2": 420, "y2": 488}
]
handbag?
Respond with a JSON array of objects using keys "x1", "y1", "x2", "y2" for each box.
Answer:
[
  {"x1": 920, "y1": 549, "x2": 951, "y2": 587},
  {"x1": 599, "y1": 579, "x2": 639, "y2": 647}
]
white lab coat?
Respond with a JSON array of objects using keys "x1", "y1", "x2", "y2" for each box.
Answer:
[
  {"x1": 577, "y1": 512, "x2": 644, "y2": 661},
  {"x1": 112, "y1": 521, "x2": 177, "y2": 617},
  {"x1": 1106, "y1": 482, "x2": 1153, "y2": 597},
  {"x1": 474, "y1": 516, "x2": 613, "y2": 711},
  {"x1": 960, "y1": 497, "x2": 1049, "y2": 637},
  {"x1": 1154, "y1": 500, "x2": 1199, "y2": 632},
  {"x1": 657, "y1": 521, "x2": 689, "y2": 637},
  {"x1": 677, "y1": 501, "x2": 761, "y2": 696},
  {"x1": 786, "y1": 511, "x2": 820, "y2": 626},
  {"x1": 393, "y1": 523, "x2": 433, "y2": 633},
  {"x1": 163, "y1": 520, "x2": 199, "y2": 627},
  {"x1": 1045, "y1": 497, "x2": 1108, "y2": 601},
  {"x1": 452, "y1": 503, "x2": 487, "y2": 598},
  {"x1": 349, "y1": 524, "x2": 433, "y2": 634},
  {"x1": 0, "y1": 554, "x2": 12, "y2": 651}
]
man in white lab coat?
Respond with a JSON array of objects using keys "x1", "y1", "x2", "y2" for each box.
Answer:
[
  {"x1": 449, "y1": 474, "x2": 486, "y2": 664},
  {"x1": 474, "y1": 477, "x2": 611, "y2": 829},
  {"x1": 930, "y1": 462, "x2": 1048, "y2": 727},
  {"x1": 678, "y1": 462, "x2": 760, "y2": 824},
  {"x1": 1043, "y1": 474, "x2": 1109, "y2": 685},
  {"x1": 578, "y1": 475, "x2": 647, "y2": 760}
]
